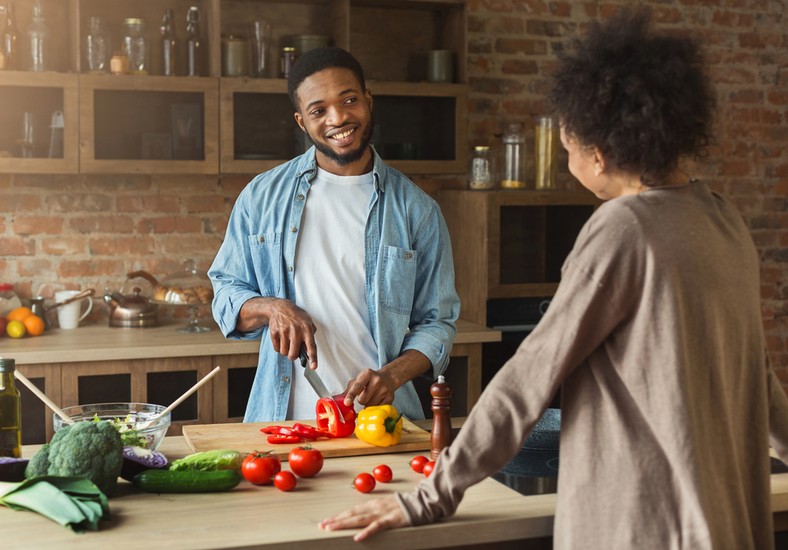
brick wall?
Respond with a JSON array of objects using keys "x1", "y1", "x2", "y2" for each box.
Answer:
[
  {"x1": 463, "y1": 0, "x2": 787, "y2": 385},
  {"x1": 1, "y1": 0, "x2": 785, "y2": 385}
]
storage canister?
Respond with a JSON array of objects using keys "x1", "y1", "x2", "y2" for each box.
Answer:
[
  {"x1": 501, "y1": 121, "x2": 527, "y2": 189},
  {"x1": 469, "y1": 146, "x2": 494, "y2": 190},
  {"x1": 121, "y1": 18, "x2": 148, "y2": 75}
]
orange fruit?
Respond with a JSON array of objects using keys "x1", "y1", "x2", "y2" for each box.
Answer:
[
  {"x1": 22, "y1": 314, "x2": 45, "y2": 337},
  {"x1": 6, "y1": 319, "x2": 26, "y2": 338},
  {"x1": 7, "y1": 306, "x2": 33, "y2": 322}
]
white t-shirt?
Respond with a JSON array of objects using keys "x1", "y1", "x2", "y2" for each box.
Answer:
[{"x1": 286, "y1": 167, "x2": 379, "y2": 420}]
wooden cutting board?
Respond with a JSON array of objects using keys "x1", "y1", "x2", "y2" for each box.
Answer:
[{"x1": 182, "y1": 418, "x2": 431, "y2": 460}]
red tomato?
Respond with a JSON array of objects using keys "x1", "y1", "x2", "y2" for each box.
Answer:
[
  {"x1": 409, "y1": 455, "x2": 429, "y2": 474},
  {"x1": 288, "y1": 445, "x2": 324, "y2": 478},
  {"x1": 353, "y1": 472, "x2": 376, "y2": 493},
  {"x1": 273, "y1": 471, "x2": 297, "y2": 492},
  {"x1": 241, "y1": 451, "x2": 281, "y2": 485},
  {"x1": 372, "y1": 464, "x2": 393, "y2": 483},
  {"x1": 423, "y1": 460, "x2": 436, "y2": 478}
]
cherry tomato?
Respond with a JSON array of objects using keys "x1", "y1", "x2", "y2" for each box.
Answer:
[
  {"x1": 353, "y1": 472, "x2": 376, "y2": 493},
  {"x1": 241, "y1": 451, "x2": 281, "y2": 486},
  {"x1": 410, "y1": 455, "x2": 429, "y2": 474},
  {"x1": 372, "y1": 464, "x2": 393, "y2": 483},
  {"x1": 288, "y1": 445, "x2": 324, "y2": 478},
  {"x1": 273, "y1": 471, "x2": 297, "y2": 492},
  {"x1": 423, "y1": 460, "x2": 436, "y2": 478}
]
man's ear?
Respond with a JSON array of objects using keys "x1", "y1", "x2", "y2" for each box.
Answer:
[
  {"x1": 365, "y1": 88, "x2": 373, "y2": 110},
  {"x1": 592, "y1": 147, "x2": 606, "y2": 176},
  {"x1": 294, "y1": 112, "x2": 306, "y2": 133}
]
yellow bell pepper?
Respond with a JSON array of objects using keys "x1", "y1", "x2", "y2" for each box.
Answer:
[{"x1": 354, "y1": 404, "x2": 403, "y2": 447}]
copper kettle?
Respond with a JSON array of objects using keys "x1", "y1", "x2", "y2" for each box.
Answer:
[{"x1": 103, "y1": 271, "x2": 160, "y2": 328}]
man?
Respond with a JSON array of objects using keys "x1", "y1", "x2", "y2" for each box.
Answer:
[{"x1": 209, "y1": 47, "x2": 459, "y2": 422}]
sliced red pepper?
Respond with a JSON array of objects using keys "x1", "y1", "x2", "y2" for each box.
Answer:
[
  {"x1": 315, "y1": 395, "x2": 357, "y2": 438},
  {"x1": 260, "y1": 425, "x2": 284, "y2": 434},
  {"x1": 292, "y1": 423, "x2": 329, "y2": 440},
  {"x1": 267, "y1": 434, "x2": 302, "y2": 445}
]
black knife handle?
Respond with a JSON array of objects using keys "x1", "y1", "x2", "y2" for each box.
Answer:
[{"x1": 299, "y1": 344, "x2": 309, "y2": 368}]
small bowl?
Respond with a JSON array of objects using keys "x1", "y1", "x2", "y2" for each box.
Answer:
[{"x1": 53, "y1": 402, "x2": 171, "y2": 451}]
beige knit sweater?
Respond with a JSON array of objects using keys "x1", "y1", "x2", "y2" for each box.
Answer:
[{"x1": 398, "y1": 182, "x2": 788, "y2": 549}]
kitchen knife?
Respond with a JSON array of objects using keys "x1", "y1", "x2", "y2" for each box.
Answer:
[{"x1": 299, "y1": 345, "x2": 346, "y2": 423}]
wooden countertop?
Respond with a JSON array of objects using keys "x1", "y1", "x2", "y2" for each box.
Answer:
[
  {"x1": 6, "y1": 435, "x2": 554, "y2": 549},
  {"x1": 6, "y1": 435, "x2": 788, "y2": 547},
  {"x1": 5, "y1": 319, "x2": 500, "y2": 365}
]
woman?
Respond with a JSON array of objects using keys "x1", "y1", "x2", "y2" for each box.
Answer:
[{"x1": 320, "y1": 8, "x2": 788, "y2": 548}]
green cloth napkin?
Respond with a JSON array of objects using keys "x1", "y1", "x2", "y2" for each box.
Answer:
[{"x1": 0, "y1": 476, "x2": 109, "y2": 533}]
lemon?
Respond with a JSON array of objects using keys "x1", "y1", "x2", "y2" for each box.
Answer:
[{"x1": 6, "y1": 319, "x2": 26, "y2": 338}]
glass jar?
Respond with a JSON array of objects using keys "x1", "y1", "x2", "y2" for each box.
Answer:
[
  {"x1": 501, "y1": 121, "x2": 527, "y2": 189},
  {"x1": 121, "y1": 18, "x2": 148, "y2": 75},
  {"x1": 85, "y1": 16, "x2": 109, "y2": 72},
  {"x1": 1, "y1": 2, "x2": 20, "y2": 70},
  {"x1": 221, "y1": 34, "x2": 248, "y2": 77},
  {"x1": 468, "y1": 145, "x2": 494, "y2": 190},
  {"x1": 0, "y1": 283, "x2": 21, "y2": 316},
  {"x1": 281, "y1": 46, "x2": 296, "y2": 79},
  {"x1": 534, "y1": 116, "x2": 559, "y2": 190}
]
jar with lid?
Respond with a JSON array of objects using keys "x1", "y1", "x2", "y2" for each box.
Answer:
[
  {"x1": 0, "y1": 283, "x2": 21, "y2": 316},
  {"x1": 468, "y1": 145, "x2": 495, "y2": 190},
  {"x1": 501, "y1": 121, "x2": 527, "y2": 189},
  {"x1": 280, "y1": 46, "x2": 296, "y2": 79},
  {"x1": 0, "y1": 357, "x2": 22, "y2": 458},
  {"x1": 85, "y1": 16, "x2": 109, "y2": 72},
  {"x1": 121, "y1": 18, "x2": 148, "y2": 75}
]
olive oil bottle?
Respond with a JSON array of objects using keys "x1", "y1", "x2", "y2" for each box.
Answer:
[{"x1": 0, "y1": 357, "x2": 21, "y2": 458}]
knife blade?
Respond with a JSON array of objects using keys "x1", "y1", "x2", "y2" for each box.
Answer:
[{"x1": 299, "y1": 346, "x2": 346, "y2": 423}]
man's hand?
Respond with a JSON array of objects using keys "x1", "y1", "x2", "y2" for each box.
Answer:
[
  {"x1": 343, "y1": 369, "x2": 397, "y2": 408},
  {"x1": 319, "y1": 496, "x2": 408, "y2": 542},
  {"x1": 342, "y1": 350, "x2": 431, "y2": 409},
  {"x1": 238, "y1": 297, "x2": 317, "y2": 364}
]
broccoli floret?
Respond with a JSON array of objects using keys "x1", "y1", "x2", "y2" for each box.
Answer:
[{"x1": 25, "y1": 420, "x2": 124, "y2": 497}]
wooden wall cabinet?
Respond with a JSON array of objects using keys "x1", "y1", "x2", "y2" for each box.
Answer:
[
  {"x1": 438, "y1": 189, "x2": 600, "y2": 326},
  {"x1": 0, "y1": 0, "x2": 468, "y2": 175}
]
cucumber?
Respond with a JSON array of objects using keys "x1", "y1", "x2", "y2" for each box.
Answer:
[{"x1": 133, "y1": 469, "x2": 242, "y2": 493}]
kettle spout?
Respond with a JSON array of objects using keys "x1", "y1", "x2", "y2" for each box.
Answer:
[{"x1": 103, "y1": 292, "x2": 123, "y2": 308}]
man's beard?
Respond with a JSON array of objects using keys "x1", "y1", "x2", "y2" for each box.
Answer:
[{"x1": 307, "y1": 113, "x2": 375, "y2": 166}]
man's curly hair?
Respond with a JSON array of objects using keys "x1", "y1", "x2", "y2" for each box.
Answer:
[
  {"x1": 287, "y1": 47, "x2": 366, "y2": 112},
  {"x1": 549, "y1": 8, "x2": 715, "y2": 186}
]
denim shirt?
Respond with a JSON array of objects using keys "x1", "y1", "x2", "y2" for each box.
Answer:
[{"x1": 209, "y1": 147, "x2": 460, "y2": 422}]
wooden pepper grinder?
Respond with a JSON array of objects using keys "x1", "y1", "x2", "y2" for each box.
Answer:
[{"x1": 430, "y1": 374, "x2": 452, "y2": 461}]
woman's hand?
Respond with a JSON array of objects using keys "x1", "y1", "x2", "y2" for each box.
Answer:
[{"x1": 319, "y1": 495, "x2": 408, "y2": 542}]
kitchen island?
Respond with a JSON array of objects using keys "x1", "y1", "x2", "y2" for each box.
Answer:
[
  {"x1": 4, "y1": 320, "x2": 500, "y2": 443},
  {"x1": 5, "y1": 435, "x2": 788, "y2": 549}
]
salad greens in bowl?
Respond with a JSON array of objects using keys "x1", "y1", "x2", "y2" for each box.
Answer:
[{"x1": 53, "y1": 402, "x2": 171, "y2": 450}]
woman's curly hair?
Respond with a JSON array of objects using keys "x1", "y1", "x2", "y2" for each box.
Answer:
[{"x1": 549, "y1": 8, "x2": 715, "y2": 186}]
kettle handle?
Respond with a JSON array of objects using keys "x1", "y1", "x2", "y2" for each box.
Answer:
[{"x1": 128, "y1": 270, "x2": 159, "y2": 287}]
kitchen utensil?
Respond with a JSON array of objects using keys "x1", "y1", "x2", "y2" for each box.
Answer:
[
  {"x1": 45, "y1": 288, "x2": 95, "y2": 312},
  {"x1": 104, "y1": 271, "x2": 159, "y2": 328},
  {"x1": 137, "y1": 366, "x2": 220, "y2": 430},
  {"x1": 150, "y1": 259, "x2": 213, "y2": 333},
  {"x1": 13, "y1": 370, "x2": 73, "y2": 425},
  {"x1": 299, "y1": 345, "x2": 345, "y2": 423},
  {"x1": 54, "y1": 403, "x2": 171, "y2": 451},
  {"x1": 54, "y1": 289, "x2": 94, "y2": 329},
  {"x1": 182, "y1": 418, "x2": 431, "y2": 459}
]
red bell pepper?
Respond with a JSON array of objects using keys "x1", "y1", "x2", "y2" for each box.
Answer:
[
  {"x1": 267, "y1": 434, "x2": 302, "y2": 445},
  {"x1": 315, "y1": 395, "x2": 356, "y2": 438},
  {"x1": 292, "y1": 423, "x2": 330, "y2": 441}
]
